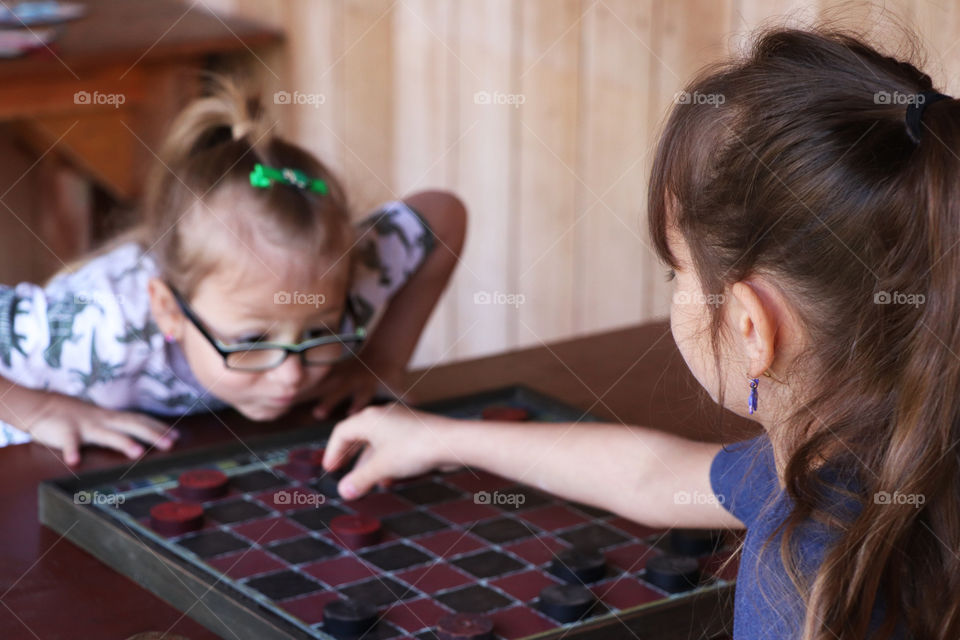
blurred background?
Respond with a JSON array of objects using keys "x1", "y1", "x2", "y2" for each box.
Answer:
[{"x1": 1, "y1": 0, "x2": 959, "y2": 369}]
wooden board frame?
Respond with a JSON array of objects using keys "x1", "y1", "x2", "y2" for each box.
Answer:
[{"x1": 38, "y1": 385, "x2": 734, "y2": 640}]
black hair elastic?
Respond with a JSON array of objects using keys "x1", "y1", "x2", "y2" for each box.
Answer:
[{"x1": 905, "y1": 90, "x2": 951, "y2": 144}]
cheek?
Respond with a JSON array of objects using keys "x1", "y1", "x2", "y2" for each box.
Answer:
[
  {"x1": 179, "y1": 331, "x2": 258, "y2": 398},
  {"x1": 669, "y1": 283, "x2": 719, "y2": 402}
]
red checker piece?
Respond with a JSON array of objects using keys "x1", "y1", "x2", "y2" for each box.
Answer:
[
  {"x1": 149, "y1": 501, "x2": 204, "y2": 536},
  {"x1": 288, "y1": 447, "x2": 326, "y2": 475},
  {"x1": 330, "y1": 514, "x2": 382, "y2": 550},
  {"x1": 177, "y1": 469, "x2": 229, "y2": 501}
]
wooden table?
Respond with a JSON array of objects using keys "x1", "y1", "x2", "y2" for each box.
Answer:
[{"x1": 0, "y1": 322, "x2": 756, "y2": 639}]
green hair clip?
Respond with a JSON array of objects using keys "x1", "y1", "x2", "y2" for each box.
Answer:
[{"x1": 249, "y1": 163, "x2": 329, "y2": 195}]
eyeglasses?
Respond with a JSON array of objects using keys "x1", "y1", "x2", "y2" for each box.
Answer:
[{"x1": 168, "y1": 284, "x2": 367, "y2": 371}]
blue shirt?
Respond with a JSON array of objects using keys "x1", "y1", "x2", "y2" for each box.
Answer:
[{"x1": 710, "y1": 435, "x2": 903, "y2": 639}]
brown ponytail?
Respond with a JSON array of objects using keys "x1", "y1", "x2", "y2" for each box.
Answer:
[
  {"x1": 140, "y1": 76, "x2": 354, "y2": 298},
  {"x1": 649, "y1": 25, "x2": 960, "y2": 639}
]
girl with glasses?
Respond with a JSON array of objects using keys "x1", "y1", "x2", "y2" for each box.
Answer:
[{"x1": 0, "y1": 77, "x2": 466, "y2": 466}]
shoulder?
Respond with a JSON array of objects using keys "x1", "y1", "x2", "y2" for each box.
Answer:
[{"x1": 710, "y1": 435, "x2": 780, "y2": 528}]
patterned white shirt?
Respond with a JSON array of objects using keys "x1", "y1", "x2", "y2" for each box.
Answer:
[{"x1": 0, "y1": 201, "x2": 434, "y2": 446}]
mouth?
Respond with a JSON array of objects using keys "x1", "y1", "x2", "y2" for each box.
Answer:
[{"x1": 265, "y1": 393, "x2": 298, "y2": 406}]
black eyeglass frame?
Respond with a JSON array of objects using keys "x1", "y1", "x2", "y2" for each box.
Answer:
[{"x1": 168, "y1": 284, "x2": 367, "y2": 371}]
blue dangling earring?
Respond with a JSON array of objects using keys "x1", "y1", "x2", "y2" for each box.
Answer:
[{"x1": 747, "y1": 376, "x2": 759, "y2": 415}]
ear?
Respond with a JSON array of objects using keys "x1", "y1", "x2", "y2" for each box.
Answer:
[
  {"x1": 147, "y1": 278, "x2": 184, "y2": 341},
  {"x1": 729, "y1": 280, "x2": 778, "y2": 378}
]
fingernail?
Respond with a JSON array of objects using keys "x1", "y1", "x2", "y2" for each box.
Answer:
[
  {"x1": 158, "y1": 438, "x2": 173, "y2": 450},
  {"x1": 169, "y1": 429, "x2": 181, "y2": 439},
  {"x1": 340, "y1": 480, "x2": 357, "y2": 500},
  {"x1": 129, "y1": 446, "x2": 144, "y2": 458}
]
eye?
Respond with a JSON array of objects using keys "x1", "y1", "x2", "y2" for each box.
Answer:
[
  {"x1": 235, "y1": 333, "x2": 269, "y2": 344},
  {"x1": 665, "y1": 268, "x2": 677, "y2": 282}
]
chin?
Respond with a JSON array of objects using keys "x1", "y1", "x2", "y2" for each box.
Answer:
[{"x1": 238, "y1": 404, "x2": 290, "y2": 421}]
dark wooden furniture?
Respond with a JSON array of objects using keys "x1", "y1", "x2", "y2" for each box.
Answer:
[{"x1": 0, "y1": 322, "x2": 756, "y2": 639}]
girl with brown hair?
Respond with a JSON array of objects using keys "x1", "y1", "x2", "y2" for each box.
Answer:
[{"x1": 322, "y1": 27, "x2": 958, "y2": 639}]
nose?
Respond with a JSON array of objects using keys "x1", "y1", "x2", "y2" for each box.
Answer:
[{"x1": 266, "y1": 353, "x2": 305, "y2": 389}]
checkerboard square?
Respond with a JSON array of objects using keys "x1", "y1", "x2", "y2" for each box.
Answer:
[
  {"x1": 490, "y1": 605, "x2": 556, "y2": 637},
  {"x1": 361, "y1": 542, "x2": 434, "y2": 571},
  {"x1": 517, "y1": 504, "x2": 589, "y2": 531},
  {"x1": 382, "y1": 511, "x2": 449, "y2": 537},
  {"x1": 229, "y1": 469, "x2": 288, "y2": 493},
  {"x1": 289, "y1": 505, "x2": 349, "y2": 531},
  {"x1": 302, "y1": 555, "x2": 379, "y2": 586},
  {"x1": 469, "y1": 517, "x2": 538, "y2": 544},
  {"x1": 266, "y1": 536, "x2": 340, "y2": 564},
  {"x1": 427, "y1": 498, "x2": 499, "y2": 525},
  {"x1": 278, "y1": 590, "x2": 340, "y2": 624},
  {"x1": 504, "y1": 536, "x2": 569, "y2": 566},
  {"x1": 339, "y1": 576, "x2": 417, "y2": 606},
  {"x1": 345, "y1": 492, "x2": 414, "y2": 518},
  {"x1": 558, "y1": 523, "x2": 629, "y2": 550},
  {"x1": 490, "y1": 569, "x2": 562, "y2": 602},
  {"x1": 385, "y1": 597, "x2": 450, "y2": 633},
  {"x1": 451, "y1": 549, "x2": 525, "y2": 579},
  {"x1": 231, "y1": 515, "x2": 308, "y2": 545},
  {"x1": 605, "y1": 541, "x2": 659, "y2": 572},
  {"x1": 394, "y1": 481, "x2": 463, "y2": 505},
  {"x1": 396, "y1": 563, "x2": 472, "y2": 594},
  {"x1": 245, "y1": 569, "x2": 322, "y2": 600},
  {"x1": 414, "y1": 530, "x2": 485, "y2": 559},
  {"x1": 592, "y1": 576, "x2": 663, "y2": 609},
  {"x1": 435, "y1": 584, "x2": 512, "y2": 614},
  {"x1": 178, "y1": 530, "x2": 250, "y2": 559},
  {"x1": 206, "y1": 548, "x2": 286, "y2": 580},
  {"x1": 204, "y1": 498, "x2": 271, "y2": 524}
]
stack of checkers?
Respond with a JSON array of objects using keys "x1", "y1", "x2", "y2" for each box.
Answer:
[{"x1": 149, "y1": 469, "x2": 230, "y2": 535}]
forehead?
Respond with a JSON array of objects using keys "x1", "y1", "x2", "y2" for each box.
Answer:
[{"x1": 195, "y1": 240, "x2": 350, "y2": 321}]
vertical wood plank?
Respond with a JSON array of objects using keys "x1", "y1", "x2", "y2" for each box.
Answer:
[
  {"x1": 516, "y1": 0, "x2": 581, "y2": 349},
  {"x1": 340, "y1": 0, "x2": 396, "y2": 214},
  {"x1": 576, "y1": 1, "x2": 656, "y2": 335},
  {"x1": 645, "y1": 0, "x2": 734, "y2": 320},
  {"x1": 394, "y1": 0, "x2": 459, "y2": 368},
  {"x1": 451, "y1": 0, "x2": 517, "y2": 360}
]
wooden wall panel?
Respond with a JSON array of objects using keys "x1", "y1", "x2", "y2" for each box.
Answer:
[
  {"x1": 515, "y1": 0, "x2": 581, "y2": 350},
  {"x1": 157, "y1": 1, "x2": 960, "y2": 369}
]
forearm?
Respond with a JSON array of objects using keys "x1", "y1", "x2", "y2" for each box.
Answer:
[
  {"x1": 361, "y1": 191, "x2": 466, "y2": 372},
  {"x1": 0, "y1": 376, "x2": 51, "y2": 430},
  {"x1": 439, "y1": 417, "x2": 730, "y2": 529}
]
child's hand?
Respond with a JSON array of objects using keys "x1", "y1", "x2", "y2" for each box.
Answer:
[
  {"x1": 311, "y1": 356, "x2": 406, "y2": 420},
  {"x1": 26, "y1": 392, "x2": 179, "y2": 466},
  {"x1": 322, "y1": 403, "x2": 452, "y2": 499}
]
